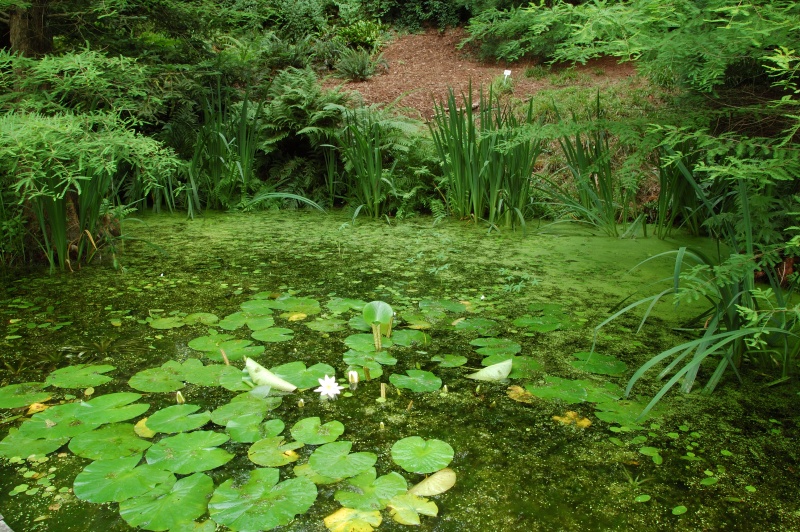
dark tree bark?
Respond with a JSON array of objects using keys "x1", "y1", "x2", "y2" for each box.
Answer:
[{"x1": 9, "y1": 1, "x2": 52, "y2": 57}]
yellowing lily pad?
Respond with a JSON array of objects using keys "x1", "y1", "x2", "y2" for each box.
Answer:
[
  {"x1": 407, "y1": 467, "x2": 456, "y2": 496},
  {"x1": 552, "y1": 411, "x2": 592, "y2": 428},
  {"x1": 387, "y1": 493, "x2": 438, "y2": 525},
  {"x1": 247, "y1": 436, "x2": 304, "y2": 467}
]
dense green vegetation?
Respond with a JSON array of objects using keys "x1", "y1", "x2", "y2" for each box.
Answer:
[{"x1": 2, "y1": 0, "x2": 799, "y2": 460}]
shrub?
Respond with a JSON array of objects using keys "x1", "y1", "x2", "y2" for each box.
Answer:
[{"x1": 335, "y1": 48, "x2": 387, "y2": 81}]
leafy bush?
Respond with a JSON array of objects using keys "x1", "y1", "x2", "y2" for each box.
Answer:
[
  {"x1": 336, "y1": 19, "x2": 385, "y2": 50},
  {"x1": 265, "y1": 0, "x2": 329, "y2": 40}
]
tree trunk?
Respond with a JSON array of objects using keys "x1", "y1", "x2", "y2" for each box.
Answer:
[{"x1": 9, "y1": 1, "x2": 51, "y2": 57}]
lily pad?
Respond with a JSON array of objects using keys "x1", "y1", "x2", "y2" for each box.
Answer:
[
  {"x1": 524, "y1": 376, "x2": 623, "y2": 404},
  {"x1": 265, "y1": 296, "x2": 322, "y2": 316},
  {"x1": 306, "y1": 318, "x2": 348, "y2": 332},
  {"x1": 326, "y1": 297, "x2": 368, "y2": 315},
  {"x1": 346, "y1": 362, "x2": 383, "y2": 381},
  {"x1": 470, "y1": 338, "x2": 521, "y2": 357},
  {"x1": 146, "y1": 431, "x2": 233, "y2": 474},
  {"x1": 291, "y1": 417, "x2": 345, "y2": 445},
  {"x1": 348, "y1": 316, "x2": 372, "y2": 332},
  {"x1": 387, "y1": 493, "x2": 438, "y2": 525},
  {"x1": 68, "y1": 423, "x2": 152, "y2": 460},
  {"x1": 183, "y1": 313, "x2": 219, "y2": 326},
  {"x1": 389, "y1": 370, "x2": 442, "y2": 392},
  {"x1": 73, "y1": 454, "x2": 175, "y2": 503},
  {"x1": 480, "y1": 355, "x2": 543, "y2": 379},
  {"x1": 219, "y1": 365, "x2": 253, "y2": 391},
  {"x1": 146, "y1": 404, "x2": 211, "y2": 433},
  {"x1": 431, "y1": 354, "x2": 468, "y2": 368},
  {"x1": 46, "y1": 364, "x2": 116, "y2": 388},
  {"x1": 211, "y1": 394, "x2": 278, "y2": 426},
  {"x1": 391, "y1": 329, "x2": 431, "y2": 347},
  {"x1": 594, "y1": 399, "x2": 658, "y2": 428},
  {"x1": 334, "y1": 468, "x2": 407, "y2": 511},
  {"x1": 188, "y1": 333, "x2": 265, "y2": 362},
  {"x1": 407, "y1": 467, "x2": 457, "y2": 496},
  {"x1": 453, "y1": 317, "x2": 498, "y2": 336},
  {"x1": 19, "y1": 402, "x2": 101, "y2": 439},
  {"x1": 362, "y1": 301, "x2": 393, "y2": 327},
  {"x1": 251, "y1": 327, "x2": 294, "y2": 343},
  {"x1": 570, "y1": 351, "x2": 628, "y2": 376},
  {"x1": 512, "y1": 314, "x2": 562, "y2": 333},
  {"x1": 180, "y1": 359, "x2": 229, "y2": 387},
  {"x1": 148, "y1": 316, "x2": 186, "y2": 330},
  {"x1": 247, "y1": 436, "x2": 304, "y2": 467},
  {"x1": 324, "y1": 508, "x2": 382, "y2": 532},
  {"x1": 74, "y1": 392, "x2": 149, "y2": 425},
  {"x1": 391, "y1": 436, "x2": 454, "y2": 474},
  {"x1": 294, "y1": 463, "x2": 345, "y2": 485},
  {"x1": 128, "y1": 361, "x2": 185, "y2": 393},
  {"x1": 309, "y1": 441, "x2": 377, "y2": 479},
  {"x1": 119, "y1": 472, "x2": 214, "y2": 531},
  {"x1": 228, "y1": 417, "x2": 285, "y2": 444},
  {"x1": 0, "y1": 428, "x2": 68, "y2": 459},
  {"x1": 420, "y1": 299, "x2": 466, "y2": 314},
  {"x1": 271, "y1": 362, "x2": 337, "y2": 389},
  {"x1": 0, "y1": 382, "x2": 51, "y2": 409},
  {"x1": 208, "y1": 468, "x2": 317, "y2": 531},
  {"x1": 344, "y1": 333, "x2": 393, "y2": 352},
  {"x1": 343, "y1": 350, "x2": 397, "y2": 367}
]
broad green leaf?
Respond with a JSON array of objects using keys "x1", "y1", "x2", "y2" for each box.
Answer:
[
  {"x1": 75, "y1": 392, "x2": 149, "y2": 424},
  {"x1": 512, "y1": 314, "x2": 562, "y2": 333},
  {"x1": 146, "y1": 431, "x2": 233, "y2": 474},
  {"x1": 119, "y1": 472, "x2": 214, "y2": 531},
  {"x1": 248, "y1": 436, "x2": 304, "y2": 467},
  {"x1": 524, "y1": 376, "x2": 622, "y2": 404},
  {"x1": 210, "y1": 394, "x2": 280, "y2": 426},
  {"x1": 262, "y1": 296, "x2": 322, "y2": 315},
  {"x1": 326, "y1": 297, "x2": 368, "y2": 315},
  {"x1": 271, "y1": 362, "x2": 337, "y2": 389},
  {"x1": 346, "y1": 362, "x2": 383, "y2": 381},
  {"x1": 228, "y1": 416, "x2": 284, "y2": 444},
  {"x1": 570, "y1": 351, "x2": 627, "y2": 376},
  {"x1": 218, "y1": 365, "x2": 252, "y2": 391},
  {"x1": 128, "y1": 361, "x2": 185, "y2": 393},
  {"x1": 187, "y1": 332, "x2": 234, "y2": 351},
  {"x1": 0, "y1": 428, "x2": 67, "y2": 459},
  {"x1": 180, "y1": 359, "x2": 229, "y2": 387},
  {"x1": 74, "y1": 455, "x2": 175, "y2": 503},
  {"x1": 389, "y1": 370, "x2": 442, "y2": 392},
  {"x1": 251, "y1": 327, "x2": 294, "y2": 343},
  {"x1": 0, "y1": 382, "x2": 50, "y2": 409},
  {"x1": 69, "y1": 423, "x2": 151, "y2": 460},
  {"x1": 391, "y1": 436, "x2": 454, "y2": 474},
  {"x1": 419, "y1": 299, "x2": 466, "y2": 314},
  {"x1": 470, "y1": 337, "x2": 521, "y2": 356},
  {"x1": 291, "y1": 417, "x2": 345, "y2": 445},
  {"x1": 294, "y1": 463, "x2": 344, "y2": 485},
  {"x1": 453, "y1": 317, "x2": 498, "y2": 335},
  {"x1": 387, "y1": 493, "x2": 438, "y2": 525},
  {"x1": 306, "y1": 318, "x2": 348, "y2": 332},
  {"x1": 431, "y1": 354, "x2": 468, "y2": 368},
  {"x1": 333, "y1": 468, "x2": 407, "y2": 511},
  {"x1": 391, "y1": 329, "x2": 431, "y2": 347},
  {"x1": 343, "y1": 349, "x2": 397, "y2": 367},
  {"x1": 46, "y1": 364, "x2": 115, "y2": 388},
  {"x1": 344, "y1": 333, "x2": 393, "y2": 352},
  {"x1": 19, "y1": 402, "x2": 101, "y2": 439},
  {"x1": 362, "y1": 301, "x2": 393, "y2": 325},
  {"x1": 146, "y1": 404, "x2": 211, "y2": 433},
  {"x1": 324, "y1": 507, "x2": 382, "y2": 532},
  {"x1": 209, "y1": 468, "x2": 317, "y2": 530},
  {"x1": 148, "y1": 316, "x2": 186, "y2": 330},
  {"x1": 309, "y1": 441, "x2": 377, "y2": 479}
]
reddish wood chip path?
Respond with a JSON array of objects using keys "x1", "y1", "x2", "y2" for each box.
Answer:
[{"x1": 324, "y1": 28, "x2": 637, "y2": 119}]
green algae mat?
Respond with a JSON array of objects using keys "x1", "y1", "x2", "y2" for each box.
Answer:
[{"x1": 1, "y1": 211, "x2": 798, "y2": 531}]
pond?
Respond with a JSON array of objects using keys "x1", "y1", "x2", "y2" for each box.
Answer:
[{"x1": 1, "y1": 211, "x2": 799, "y2": 531}]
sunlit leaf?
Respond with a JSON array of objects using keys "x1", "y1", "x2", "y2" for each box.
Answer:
[
  {"x1": 0, "y1": 427, "x2": 67, "y2": 459},
  {"x1": 291, "y1": 417, "x2": 345, "y2": 445},
  {"x1": 146, "y1": 431, "x2": 233, "y2": 474},
  {"x1": 69, "y1": 423, "x2": 152, "y2": 460},
  {"x1": 387, "y1": 493, "x2": 438, "y2": 525},
  {"x1": 324, "y1": 507, "x2": 382, "y2": 532},
  {"x1": 309, "y1": 441, "x2": 377, "y2": 479},
  {"x1": 391, "y1": 436, "x2": 454, "y2": 474},
  {"x1": 389, "y1": 370, "x2": 442, "y2": 392},
  {"x1": 119, "y1": 472, "x2": 214, "y2": 531},
  {"x1": 334, "y1": 468, "x2": 407, "y2": 511},
  {"x1": 74, "y1": 454, "x2": 175, "y2": 503},
  {"x1": 248, "y1": 436, "x2": 304, "y2": 467},
  {"x1": 570, "y1": 351, "x2": 627, "y2": 376},
  {"x1": 46, "y1": 364, "x2": 115, "y2": 388},
  {"x1": 74, "y1": 392, "x2": 149, "y2": 425},
  {"x1": 0, "y1": 382, "x2": 50, "y2": 409},
  {"x1": 407, "y1": 467, "x2": 456, "y2": 496}
]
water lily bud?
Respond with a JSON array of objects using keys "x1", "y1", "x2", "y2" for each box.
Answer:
[
  {"x1": 442, "y1": 385, "x2": 448, "y2": 394},
  {"x1": 175, "y1": 391, "x2": 185, "y2": 404},
  {"x1": 380, "y1": 421, "x2": 385, "y2": 431},
  {"x1": 348, "y1": 370, "x2": 359, "y2": 391},
  {"x1": 298, "y1": 398, "x2": 305, "y2": 408}
]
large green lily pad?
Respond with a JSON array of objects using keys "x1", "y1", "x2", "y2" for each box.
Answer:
[
  {"x1": 0, "y1": 427, "x2": 68, "y2": 459},
  {"x1": 188, "y1": 333, "x2": 265, "y2": 362},
  {"x1": 119, "y1": 472, "x2": 214, "y2": 531},
  {"x1": 391, "y1": 436, "x2": 454, "y2": 474},
  {"x1": 228, "y1": 416, "x2": 285, "y2": 444},
  {"x1": 148, "y1": 316, "x2": 186, "y2": 330},
  {"x1": 326, "y1": 297, "x2": 368, "y2": 315},
  {"x1": 146, "y1": 431, "x2": 233, "y2": 474},
  {"x1": 46, "y1": 364, "x2": 116, "y2": 388},
  {"x1": 419, "y1": 299, "x2": 466, "y2": 314},
  {"x1": 251, "y1": 295, "x2": 322, "y2": 316},
  {"x1": 453, "y1": 318, "x2": 498, "y2": 335},
  {"x1": 305, "y1": 318, "x2": 348, "y2": 332},
  {"x1": 73, "y1": 454, "x2": 175, "y2": 503},
  {"x1": 208, "y1": 468, "x2": 317, "y2": 531},
  {"x1": 309, "y1": 441, "x2": 377, "y2": 479},
  {"x1": 389, "y1": 370, "x2": 442, "y2": 393},
  {"x1": 211, "y1": 394, "x2": 278, "y2": 426},
  {"x1": 346, "y1": 361, "x2": 384, "y2": 381},
  {"x1": 343, "y1": 349, "x2": 397, "y2": 367},
  {"x1": 68, "y1": 423, "x2": 152, "y2": 460},
  {"x1": 324, "y1": 508, "x2": 382, "y2": 532},
  {"x1": 470, "y1": 338, "x2": 521, "y2": 357},
  {"x1": 431, "y1": 354, "x2": 468, "y2": 368},
  {"x1": 480, "y1": 355, "x2": 543, "y2": 379},
  {"x1": 293, "y1": 463, "x2": 344, "y2": 485},
  {"x1": 290, "y1": 417, "x2": 344, "y2": 445},
  {"x1": 344, "y1": 333, "x2": 393, "y2": 352},
  {"x1": 251, "y1": 327, "x2": 294, "y2": 343},
  {"x1": 146, "y1": 404, "x2": 211, "y2": 433},
  {"x1": 391, "y1": 329, "x2": 431, "y2": 347},
  {"x1": 0, "y1": 382, "x2": 51, "y2": 409},
  {"x1": 271, "y1": 362, "x2": 337, "y2": 389},
  {"x1": 19, "y1": 402, "x2": 101, "y2": 439},
  {"x1": 524, "y1": 376, "x2": 623, "y2": 404},
  {"x1": 570, "y1": 351, "x2": 628, "y2": 376},
  {"x1": 183, "y1": 313, "x2": 219, "y2": 326},
  {"x1": 333, "y1": 468, "x2": 407, "y2": 511},
  {"x1": 179, "y1": 359, "x2": 229, "y2": 387},
  {"x1": 128, "y1": 361, "x2": 185, "y2": 393},
  {"x1": 75, "y1": 392, "x2": 149, "y2": 425},
  {"x1": 247, "y1": 436, "x2": 304, "y2": 467}
]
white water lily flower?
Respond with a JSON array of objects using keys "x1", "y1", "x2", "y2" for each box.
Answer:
[{"x1": 315, "y1": 374, "x2": 345, "y2": 400}]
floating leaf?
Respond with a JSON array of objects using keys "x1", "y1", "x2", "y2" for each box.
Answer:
[
  {"x1": 481, "y1": 355, "x2": 543, "y2": 378},
  {"x1": 407, "y1": 467, "x2": 456, "y2": 496},
  {"x1": 209, "y1": 468, "x2": 317, "y2": 531},
  {"x1": 210, "y1": 394, "x2": 278, "y2": 427},
  {"x1": 390, "y1": 370, "x2": 442, "y2": 392},
  {"x1": 128, "y1": 361, "x2": 185, "y2": 393},
  {"x1": 635, "y1": 494, "x2": 651, "y2": 503},
  {"x1": 569, "y1": 351, "x2": 627, "y2": 376},
  {"x1": 324, "y1": 507, "x2": 382, "y2": 532},
  {"x1": 73, "y1": 454, "x2": 175, "y2": 503},
  {"x1": 148, "y1": 316, "x2": 186, "y2": 330},
  {"x1": 271, "y1": 362, "x2": 337, "y2": 389},
  {"x1": 512, "y1": 315, "x2": 562, "y2": 333},
  {"x1": 188, "y1": 333, "x2": 265, "y2": 362},
  {"x1": 420, "y1": 299, "x2": 466, "y2": 314},
  {"x1": 146, "y1": 431, "x2": 233, "y2": 474},
  {"x1": 0, "y1": 382, "x2": 51, "y2": 409},
  {"x1": 134, "y1": 418, "x2": 156, "y2": 438},
  {"x1": 251, "y1": 327, "x2": 294, "y2": 343},
  {"x1": 344, "y1": 334, "x2": 393, "y2": 353},
  {"x1": 262, "y1": 296, "x2": 322, "y2": 316},
  {"x1": 74, "y1": 392, "x2": 149, "y2": 425},
  {"x1": 291, "y1": 417, "x2": 345, "y2": 445},
  {"x1": 524, "y1": 376, "x2": 622, "y2": 404},
  {"x1": 334, "y1": 468, "x2": 407, "y2": 511},
  {"x1": 245, "y1": 358, "x2": 296, "y2": 392},
  {"x1": 506, "y1": 385, "x2": 537, "y2": 404},
  {"x1": 431, "y1": 354, "x2": 468, "y2": 368},
  {"x1": 0, "y1": 428, "x2": 68, "y2": 459},
  {"x1": 391, "y1": 330, "x2": 431, "y2": 347},
  {"x1": 465, "y1": 359, "x2": 512, "y2": 382},
  {"x1": 470, "y1": 338, "x2": 520, "y2": 357},
  {"x1": 248, "y1": 436, "x2": 304, "y2": 467},
  {"x1": 68, "y1": 423, "x2": 151, "y2": 460},
  {"x1": 453, "y1": 317, "x2": 498, "y2": 335},
  {"x1": 594, "y1": 399, "x2": 659, "y2": 428},
  {"x1": 672, "y1": 505, "x2": 688, "y2": 515},
  {"x1": 180, "y1": 360, "x2": 229, "y2": 387},
  {"x1": 183, "y1": 313, "x2": 219, "y2": 326},
  {"x1": 387, "y1": 493, "x2": 438, "y2": 525},
  {"x1": 119, "y1": 472, "x2": 214, "y2": 531},
  {"x1": 552, "y1": 411, "x2": 592, "y2": 428},
  {"x1": 391, "y1": 437, "x2": 454, "y2": 474},
  {"x1": 219, "y1": 365, "x2": 252, "y2": 391},
  {"x1": 327, "y1": 297, "x2": 368, "y2": 315},
  {"x1": 294, "y1": 463, "x2": 344, "y2": 485},
  {"x1": 46, "y1": 364, "x2": 116, "y2": 388},
  {"x1": 343, "y1": 350, "x2": 397, "y2": 367},
  {"x1": 309, "y1": 441, "x2": 377, "y2": 479},
  {"x1": 146, "y1": 404, "x2": 211, "y2": 433},
  {"x1": 306, "y1": 318, "x2": 348, "y2": 332},
  {"x1": 19, "y1": 402, "x2": 101, "y2": 439},
  {"x1": 346, "y1": 362, "x2": 383, "y2": 381},
  {"x1": 228, "y1": 417, "x2": 285, "y2": 444}
]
